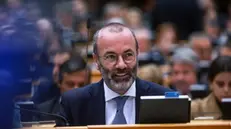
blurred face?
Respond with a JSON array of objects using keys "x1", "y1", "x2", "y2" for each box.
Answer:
[
  {"x1": 158, "y1": 29, "x2": 176, "y2": 54},
  {"x1": 211, "y1": 72, "x2": 231, "y2": 102},
  {"x1": 226, "y1": 20, "x2": 231, "y2": 32},
  {"x1": 94, "y1": 27, "x2": 138, "y2": 94},
  {"x1": 60, "y1": 70, "x2": 87, "y2": 93},
  {"x1": 72, "y1": 0, "x2": 86, "y2": 16},
  {"x1": 205, "y1": 24, "x2": 219, "y2": 39},
  {"x1": 127, "y1": 11, "x2": 141, "y2": 29},
  {"x1": 220, "y1": 47, "x2": 231, "y2": 56},
  {"x1": 192, "y1": 38, "x2": 212, "y2": 60},
  {"x1": 137, "y1": 37, "x2": 151, "y2": 53},
  {"x1": 171, "y1": 63, "x2": 197, "y2": 94}
]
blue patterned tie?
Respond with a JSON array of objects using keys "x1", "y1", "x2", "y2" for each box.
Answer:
[{"x1": 112, "y1": 96, "x2": 129, "y2": 124}]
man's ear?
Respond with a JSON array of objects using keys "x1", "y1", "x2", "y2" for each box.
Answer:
[{"x1": 93, "y1": 53, "x2": 100, "y2": 70}]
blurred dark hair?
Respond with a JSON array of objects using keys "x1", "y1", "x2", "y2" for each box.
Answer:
[
  {"x1": 208, "y1": 56, "x2": 231, "y2": 82},
  {"x1": 59, "y1": 55, "x2": 90, "y2": 83},
  {"x1": 223, "y1": 42, "x2": 231, "y2": 49}
]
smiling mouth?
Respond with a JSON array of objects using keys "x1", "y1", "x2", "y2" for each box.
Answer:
[{"x1": 113, "y1": 73, "x2": 130, "y2": 80}]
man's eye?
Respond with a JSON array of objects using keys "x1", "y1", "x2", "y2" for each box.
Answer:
[
  {"x1": 105, "y1": 55, "x2": 116, "y2": 61},
  {"x1": 125, "y1": 52, "x2": 133, "y2": 57}
]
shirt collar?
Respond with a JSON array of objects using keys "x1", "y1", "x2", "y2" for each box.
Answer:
[{"x1": 104, "y1": 80, "x2": 136, "y2": 102}]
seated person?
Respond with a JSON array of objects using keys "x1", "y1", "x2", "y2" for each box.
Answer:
[
  {"x1": 36, "y1": 55, "x2": 90, "y2": 121},
  {"x1": 56, "y1": 23, "x2": 172, "y2": 126},
  {"x1": 138, "y1": 64, "x2": 163, "y2": 85},
  {"x1": 32, "y1": 50, "x2": 71, "y2": 104},
  {"x1": 191, "y1": 56, "x2": 231, "y2": 119},
  {"x1": 170, "y1": 47, "x2": 200, "y2": 95}
]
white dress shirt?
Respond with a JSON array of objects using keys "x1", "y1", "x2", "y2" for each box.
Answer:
[{"x1": 104, "y1": 81, "x2": 136, "y2": 125}]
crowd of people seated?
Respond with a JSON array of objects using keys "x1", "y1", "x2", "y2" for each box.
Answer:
[{"x1": 0, "y1": 0, "x2": 231, "y2": 128}]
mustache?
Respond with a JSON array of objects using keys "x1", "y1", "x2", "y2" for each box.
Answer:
[{"x1": 113, "y1": 68, "x2": 131, "y2": 74}]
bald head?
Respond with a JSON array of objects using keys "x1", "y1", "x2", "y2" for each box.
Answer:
[{"x1": 93, "y1": 23, "x2": 138, "y2": 55}]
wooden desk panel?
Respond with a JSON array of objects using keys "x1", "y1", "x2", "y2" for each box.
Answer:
[
  {"x1": 87, "y1": 121, "x2": 231, "y2": 129},
  {"x1": 56, "y1": 126, "x2": 88, "y2": 129}
]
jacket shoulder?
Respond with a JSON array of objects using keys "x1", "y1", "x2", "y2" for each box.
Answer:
[
  {"x1": 61, "y1": 81, "x2": 101, "y2": 103},
  {"x1": 138, "y1": 79, "x2": 172, "y2": 95}
]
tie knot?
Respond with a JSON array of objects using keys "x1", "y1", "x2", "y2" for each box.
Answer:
[{"x1": 114, "y1": 96, "x2": 128, "y2": 110}]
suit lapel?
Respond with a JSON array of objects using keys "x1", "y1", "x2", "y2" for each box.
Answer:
[
  {"x1": 86, "y1": 79, "x2": 106, "y2": 125},
  {"x1": 135, "y1": 78, "x2": 149, "y2": 123}
]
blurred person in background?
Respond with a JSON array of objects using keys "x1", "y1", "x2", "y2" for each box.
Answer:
[
  {"x1": 37, "y1": 55, "x2": 90, "y2": 121},
  {"x1": 138, "y1": 64, "x2": 163, "y2": 85},
  {"x1": 37, "y1": 18, "x2": 61, "y2": 60},
  {"x1": 32, "y1": 50, "x2": 71, "y2": 104},
  {"x1": 219, "y1": 42, "x2": 231, "y2": 56},
  {"x1": 72, "y1": 0, "x2": 89, "y2": 42},
  {"x1": 103, "y1": 2, "x2": 125, "y2": 24},
  {"x1": 204, "y1": 19, "x2": 222, "y2": 47},
  {"x1": 219, "y1": 18, "x2": 231, "y2": 45},
  {"x1": 170, "y1": 47, "x2": 200, "y2": 95},
  {"x1": 152, "y1": 23, "x2": 178, "y2": 62},
  {"x1": 141, "y1": 0, "x2": 156, "y2": 29},
  {"x1": 191, "y1": 56, "x2": 231, "y2": 119},
  {"x1": 134, "y1": 28, "x2": 152, "y2": 53},
  {"x1": 54, "y1": 1, "x2": 74, "y2": 49},
  {"x1": 189, "y1": 32, "x2": 213, "y2": 61},
  {"x1": 125, "y1": 7, "x2": 145, "y2": 30},
  {"x1": 7, "y1": 0, "x2": 27, "y2": 22},
  {"x1": 72, "y1": 0, "x2": 88, "y2": 21},
  {"x1": 189, "y1": 32, "x2": 214, "y2": 85},
  {"x1": 134, "y1": 28, "x2": 165, "y2": 66}
]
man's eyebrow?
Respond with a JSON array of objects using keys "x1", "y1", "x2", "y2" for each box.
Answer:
[
  {"x1": 124, "y1": 49, "x2": 133, "y2": 53},
  {"x1": 104, "y1": 51, "x2": 116, "y2": 55}
]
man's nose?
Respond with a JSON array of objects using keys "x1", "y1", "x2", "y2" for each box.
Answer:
[
  {"x1": 74, "y1": 85, "x2": 80, "y2": 89},
  {"x1": 115, "y1": 56, "x2": 127, "y2": 69},
  {"x1": 176, "y1": 73, "x2": 184, "y2": 80}
]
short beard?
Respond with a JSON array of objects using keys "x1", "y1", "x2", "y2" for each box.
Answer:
[{"x1": 98, "y1": 61, "x2": 137, "y2": 94}]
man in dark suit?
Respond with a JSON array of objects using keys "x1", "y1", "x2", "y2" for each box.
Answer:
[
  {"x1": 56, "y1": 23, "x2": 172, "y2": 126},
  {"x1": 37, "y1": 55, "x2": 90, "y2": 120}
]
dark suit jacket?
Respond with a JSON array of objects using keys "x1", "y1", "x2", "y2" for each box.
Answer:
[
  {"x1": 36, "y1": 96, "x2": 60, "y2": 121},
  {"x1": 56, "y1": 78, "x2": 172, "y2": 126}
]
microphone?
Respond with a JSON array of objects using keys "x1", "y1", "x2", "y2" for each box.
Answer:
[
  {"x1": 14, "y1": 106, "x2": 69, "y2": 126},
  {"x1": 85, "y1": 17, "x2": 91, "y2": 81},
  {"x1": 87, "y1": 17, "x2": 91, "y2": 29}
]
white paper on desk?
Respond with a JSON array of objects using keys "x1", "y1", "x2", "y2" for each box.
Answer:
[{"x1": 141, "y1": 95, "x2": 191, "y2": 101}]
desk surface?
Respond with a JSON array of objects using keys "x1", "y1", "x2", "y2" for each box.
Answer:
[
  {"x1": 88, "y1": 120, "x2": 231, "y2": 129},
  {"x1": 23, "y1": 120, "x2": 231, "y2": 129}
]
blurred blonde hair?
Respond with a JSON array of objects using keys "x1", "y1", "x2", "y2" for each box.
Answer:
[
  {"x1": 155, "y1": 22, "x2": 177, "y2": 44},
  {"x1": 138, "y1": 64, "x2": 163, "y2": 85}
]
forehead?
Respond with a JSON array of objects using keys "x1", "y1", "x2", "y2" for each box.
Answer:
[
  {"x1": 173, "y1": 63, "x2": 194, "y2": 70},
  {"x1": 97, "y1": 26, "x2": 136, "y2": 55},
  {"x1": 193, "y1": 37, "x2": 210, "y2": 44},
  {"x1": 214, "y1": 72, "x2": 231, "y2": 80}
]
